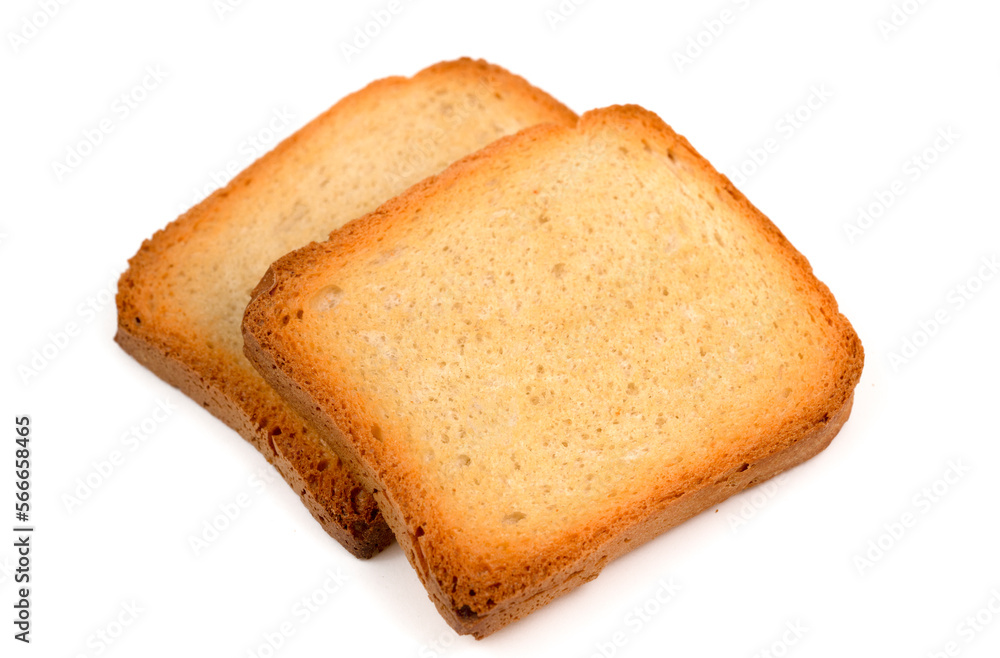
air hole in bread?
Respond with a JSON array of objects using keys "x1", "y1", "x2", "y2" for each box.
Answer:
[
  {"x1": 456, "y1": 605, "x2": 478, "y2": 621},
  {"x1": 503, "y1": 512, "x2": 526, "y2": 525},
  {"x1": 311, "y1": 285, "x2": 344, "y2": 312},
  {"x1": 350, "y1": 487, "x2": 372, "y2": 515},
  {"x1": 317, "y1": 459, "x2": 329, "y2": 472},
  {"x1": 371, "y1": 424, "x2": 383, "y2": 441}
]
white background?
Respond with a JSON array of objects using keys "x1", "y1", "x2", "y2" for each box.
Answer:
[{"x1": 2, "y1": 0, "x2": 999, "y2": 656}]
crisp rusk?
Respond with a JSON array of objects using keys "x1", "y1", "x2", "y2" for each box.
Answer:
[{"x1": 243, "y1": 104, "x2": 863, "y2": 630}]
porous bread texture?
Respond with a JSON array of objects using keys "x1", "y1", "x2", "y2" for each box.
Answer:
[
  {"x1": 115, "y1": 58, "x2": 577, "y2": 558},
  {"x1": 243, "y1": 105, "x2": 864, "y2": 632}
]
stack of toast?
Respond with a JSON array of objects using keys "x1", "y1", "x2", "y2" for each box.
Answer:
[{"x1": 117, "y1": 58, "x2": 863, "y2": 637}]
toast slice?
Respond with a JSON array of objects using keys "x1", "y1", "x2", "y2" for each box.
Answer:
[
  {"x1": 243, "y1": 105, "x2": 864, "y2": 630},
  {"x1": 115, "y1": 59, "x2": 577, "y2": 558}
]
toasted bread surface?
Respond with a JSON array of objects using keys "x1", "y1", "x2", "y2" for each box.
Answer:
[
  {"x1": 244, "y1": 105, "x2": 863, "y2": 628},
  {"x1": 115, "y1": 58, "x2": 577, "y2": 558}
]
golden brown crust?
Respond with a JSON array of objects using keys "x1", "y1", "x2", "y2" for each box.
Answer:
[
  {"x1": 243, "y1": 104, "x2": 864, "y2": 634},
  {"x1": 115, "y1": 58, "x2": 576, "y2": 559}
]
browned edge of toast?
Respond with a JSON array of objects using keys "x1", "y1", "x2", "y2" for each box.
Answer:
[{"x1": 242, "y1": 104, "x2": 865, "y2": 632}]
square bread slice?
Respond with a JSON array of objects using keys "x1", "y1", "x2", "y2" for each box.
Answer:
[
  {"x1": 243, "y1": 105, "x2": 864, "y2": 630},
  {"x1": 115, "y1": 59, "x2": 577, "y2": 558}
]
